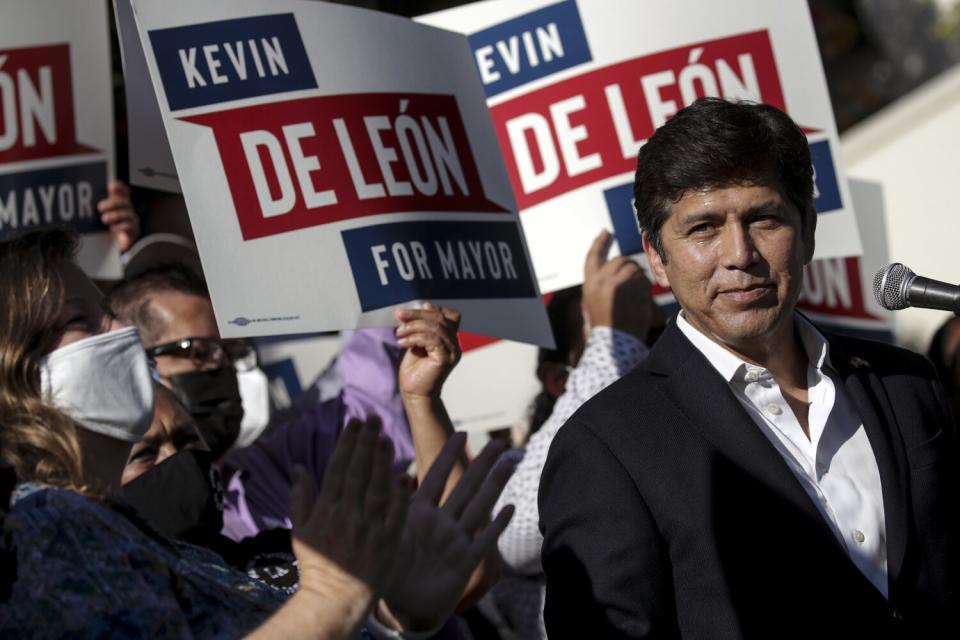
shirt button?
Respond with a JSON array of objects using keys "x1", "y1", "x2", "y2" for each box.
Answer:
[
  {"x1": 852, "y1": 530, "x2": 866, "y2": 544},
  {"x1": 766, "y1": 404, "x2": 782, "y2": 415},
  {"x1": 745, "y1": 371, "x2": 759, "y2": 382}
]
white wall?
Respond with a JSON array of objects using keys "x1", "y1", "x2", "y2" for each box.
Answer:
[{"x1": 841, "y1": 63, "x2": 960, "y2": 353}]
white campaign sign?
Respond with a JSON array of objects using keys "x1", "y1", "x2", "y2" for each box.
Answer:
[
  {"x1": 420, "y1": 0, "x2": 862, "y2": 294},
  {"x1": 0, "y1": 0, "x2": 120, "y2": 278},
  {"x1": 126, "y1": 0, "x2": 552, "y2": 346}
]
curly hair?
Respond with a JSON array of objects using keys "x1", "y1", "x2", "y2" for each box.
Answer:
[{"x1": 0, "y1": 229, "x2": 88, "y2": 491}]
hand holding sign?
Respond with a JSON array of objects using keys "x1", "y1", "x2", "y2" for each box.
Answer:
[
  {"x1": 582, "y1": 230, "x2": 657, "y2": 340},
  {"x1": 395, "y1": 302, "x2": 462, "y2": 402},
  {"x1": 98, "y1": 180, "x2": 140, "y2": 252}
]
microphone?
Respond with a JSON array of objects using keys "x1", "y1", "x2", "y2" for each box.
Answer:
[{"x1": 873, "y1": 263, "x2": 960, "y2": 315}]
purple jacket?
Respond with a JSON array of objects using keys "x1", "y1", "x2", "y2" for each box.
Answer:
[{"x1": 220, "y1": 328, "x2": 412, "y2": 541}]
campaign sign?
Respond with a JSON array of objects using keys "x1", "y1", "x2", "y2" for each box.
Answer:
[
  {"x1": 420, "y1": 0, "x2": 862, "y2": 294},
  {"x1": 128, "y1": 0, "x2": 552, "y2": 346},
  {"x1": 0, "y1": 0, "x2": 119, "y2": 278}
]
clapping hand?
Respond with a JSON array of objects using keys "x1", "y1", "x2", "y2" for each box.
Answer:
[
  {"x1": 289, "y1": 418, "x2": 409, "y2": 630},
  {"x1": 379, "y1": 432, "x2": 516, "y2": 632}
]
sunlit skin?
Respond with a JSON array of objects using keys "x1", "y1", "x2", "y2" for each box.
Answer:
[
  {"x1": 121, "y1": 385, "x2": 208, "y2": 486},
  {"x1": 644, "y1": 183, "x2": 817, "y2": 434}
]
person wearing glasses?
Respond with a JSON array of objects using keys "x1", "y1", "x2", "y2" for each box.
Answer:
[
  {"x1": 146, "y1": 333, "x2": 266, "y2": 455},
  {"x1": 107, "y1": 262, "x2": 260, "y2": 461}
]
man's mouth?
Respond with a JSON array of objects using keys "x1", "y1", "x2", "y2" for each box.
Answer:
[{"x1": 716, "y1": 283, "x2": 775, "y2": 303}]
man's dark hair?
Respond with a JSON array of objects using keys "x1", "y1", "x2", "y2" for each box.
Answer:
[
  {"x1": 107, "y1": 263, "x2": 209, "y2": 346},
  {"x1": 633, "y1": 98, "x2": 815, "y2": 259}
]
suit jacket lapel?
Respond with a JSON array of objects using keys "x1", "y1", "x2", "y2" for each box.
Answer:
[
  {"x1": 645, "y1": 323, "x2": 846, "y2": 553},
  {"x1": 828, "y1": 336, "x2": 910, "y2": 597}
]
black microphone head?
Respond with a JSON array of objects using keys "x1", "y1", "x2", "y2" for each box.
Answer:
[{"x1": 873, "y1": 263, "x2": 914, "y2": 310}]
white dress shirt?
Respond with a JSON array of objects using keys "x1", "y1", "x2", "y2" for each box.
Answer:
[{"x1": 676, "y1": 312, "x2": 889, "y2": 597}]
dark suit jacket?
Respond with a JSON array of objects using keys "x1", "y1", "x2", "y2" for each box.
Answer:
[{"x1": 539, "y1": 320, "x2": 960, "y2": 639}]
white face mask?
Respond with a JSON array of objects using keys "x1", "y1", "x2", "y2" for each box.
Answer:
[
  {"x1": 40, "y1": 326, "x2": 155, "y2": 443},
  {"x1": 234, "y1": 366, "x2": 271, "y2": 448}
]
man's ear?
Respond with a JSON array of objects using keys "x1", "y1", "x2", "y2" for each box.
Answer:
[{"x1": 642, "y1": 232, "x2": 671, "y2": 289}]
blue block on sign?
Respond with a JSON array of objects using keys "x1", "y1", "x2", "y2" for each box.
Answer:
[
  {"x1": 603, "y1": 181, "x2": 644, "y2": 255},
  {"x1": 810, "y1": 139, "x2": 843, "y2": 214},
  {"x1": 341, "y1": 221, "x2": 537, "y2": 311},
  {"x1": 468, "y1": 0, "x2": 591, "y2": 98},
  {"x1": 262, "y1": 358, "x2": 303, "y2": 403},
  {"x1": 0, "y1": 161, "x2": 108, "y2": 239},
  {"x1": 148, "y1": 13, "x2": 317, "y2": 111}
]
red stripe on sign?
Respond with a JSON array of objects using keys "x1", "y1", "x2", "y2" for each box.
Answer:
[
  {"x1": 182, "y1": 93, "x2": 509, "y2": 241},
  {"x1": 490, "y1": 30, "x2": 785, "y2": 210},
  {"x1": 459, "y1": 332, "x2": 500, "y2": 352},
  {"x1": 0, "y1": 44, "x2": 99, "y2": 163},
  {"x1": 798, "y1": 257, "x2": 883, "y2": 321}
]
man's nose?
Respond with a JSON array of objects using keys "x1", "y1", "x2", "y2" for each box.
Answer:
[{"x1": 719, "y1": 223, "x2": 757, "y2": 269}]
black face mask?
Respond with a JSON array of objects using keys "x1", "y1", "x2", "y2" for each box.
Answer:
[
  {"x1": 168, "y1": 366, "x2": 244, "y2": 460},
  {"x1": 122, "y1": 449, "x2": 224, "y2": 546}
]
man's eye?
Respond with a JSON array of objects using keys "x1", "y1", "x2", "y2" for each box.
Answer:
[{"x1": 752, "y1": 214, "x2": 781, "y2": 227}]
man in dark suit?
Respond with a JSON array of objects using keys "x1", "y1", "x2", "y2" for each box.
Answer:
[{"x1": 539, "y1": 98, "x2": 959, "y2": 639}]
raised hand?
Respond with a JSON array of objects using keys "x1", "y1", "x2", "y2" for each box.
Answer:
[
  {"x1": 379, "y1": 432, "x2": 516, "y2": 632},
  {"x1": 582, "y1": 230, "x2": 658, "y2": 340},
  {"x1": 395, "y1": 302, "x2": 461, "y2": 401},
  {"x1": 98, "y1": 180, "x2": 140, "y2": 253}
]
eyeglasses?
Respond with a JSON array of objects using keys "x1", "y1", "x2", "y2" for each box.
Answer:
[{"x1": 145, "y1": 337, "x2": 258, "y2": 372}]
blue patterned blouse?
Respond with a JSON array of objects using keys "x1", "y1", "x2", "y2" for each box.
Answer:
[{"x1": 0, "y1": 483, "x2": 286, "y2": 638}]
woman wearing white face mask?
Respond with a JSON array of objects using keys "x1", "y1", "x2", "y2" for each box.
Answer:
[
  {"x1": 0, "y1": 230, "x2": 152, "y2": 497},
  {"x1": 0, "y1": 229, "x2": 517, "y2": 639},
  {"x1": 0, "y1": 230, "x2": 285, "y2": 635}
]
